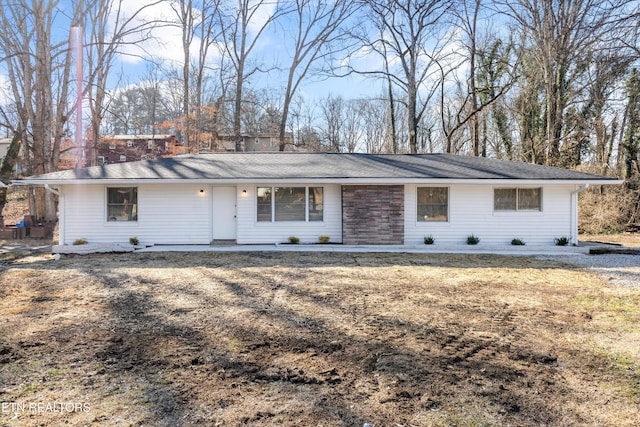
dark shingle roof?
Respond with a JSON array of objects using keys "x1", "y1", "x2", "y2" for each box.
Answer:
[{"x1": 17, "y1": 152, "x2": 618, "y2": 183}]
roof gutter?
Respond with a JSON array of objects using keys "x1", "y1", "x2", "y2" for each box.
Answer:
[
  {"x1": 571, "y1": 183, "x2": 590, "y2": 195},
  {"x1": 44, "y1": 184, "x2": 62, "y2": 197}
]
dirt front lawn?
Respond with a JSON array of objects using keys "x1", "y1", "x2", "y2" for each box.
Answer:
[{"x1": 0, "y1": 252, "x2": 638, "y2": 426}]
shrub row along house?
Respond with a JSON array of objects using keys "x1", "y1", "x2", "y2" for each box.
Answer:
[{"x1": 15, "y1": 153, "x2": 620, "y2": 246}]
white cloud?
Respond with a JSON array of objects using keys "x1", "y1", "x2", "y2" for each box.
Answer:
[
  {"x1": 110, "y1": 0, "x2": 223, "y2": 68},
  {"x1": 109, "y1": 0, "x2": 275, "y2": 70},
  {"x1": 246, "y1": 0, "x2": 277, "y2": 34},
  {"x1": 0, "y1": 73, "x2": 12, "y2": 107},
  {"x1": 112, "y1": 0, "x2": 187, "y2": 66}
]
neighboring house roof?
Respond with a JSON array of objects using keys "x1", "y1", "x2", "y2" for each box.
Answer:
[
  {"x1": 15, "y1": 152, "x2": 621, "y2": 185},
  {"x1": 218, "y1": 133, "x2": 294, "y2": 139},
  {"x1": 102, "y1": 134, "x2": 176, "y2": 140}
]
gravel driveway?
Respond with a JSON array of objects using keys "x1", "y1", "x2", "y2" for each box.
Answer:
[{"x1": 542, "y1": 254, "x2": 640, "y2": 287}]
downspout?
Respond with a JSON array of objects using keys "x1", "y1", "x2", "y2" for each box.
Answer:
[
  {"x1": 44, "y1": 184, "x2": 61, "y2": 197},
  {"x1": 570, "y1": 184, "x2": 589, "y2": 246},
  {"x1": 44, "y1": 184, "x2": 63, "y2": 244}
]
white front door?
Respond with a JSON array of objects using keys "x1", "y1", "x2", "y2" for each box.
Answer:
[{"x1": 212, "y1": 186, "x2": 237, "y2": 240}]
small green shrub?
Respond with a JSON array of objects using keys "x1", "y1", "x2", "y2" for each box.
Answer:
[
  {"x1": 318, "y1": 235, "x2": 330, "y2": 244},
  {"x1": 424, "y1": 235, "x2": 435, "y2": 245},
  {"x1": 554, "y1": 236, "x2": 570, "y2": 246},
  {"x1": 466, "y1": 235, "x2": 480, "y2": 245},
  {"x1": 129, "y1": 237, "x2": 139, "y2": 245},
  {"x1": 288, "y1": 236, "x2": 300, "y2": 244},
  {"x1": 511, "y1": 238, "x2": 525, "y2": 246},
  {"x1": 73, "y1": 239, "x2": 88, "y2": 245}
]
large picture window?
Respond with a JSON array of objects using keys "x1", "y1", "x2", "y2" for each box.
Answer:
[
  {"x1": 417, "y1": 187, "x2": 448, "y2": 222},
  {"x1": 275, "y1": 187, "x2": 305, "y2": 221},
  {"x1": 494, "y1": 188, "x2": 542, "y2": 211},
  {"x1": 107, "y1": 187, "x2": 138, "y2": 221},
  {"x1": 257, "y1": 186, "x2": 324, "y2": 222}
]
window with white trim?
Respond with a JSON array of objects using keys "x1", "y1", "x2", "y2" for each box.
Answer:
[
  {"x1": 417, "y1": 187, "x2": 448, "y2": 222},
  {"x1": 107, "y1": 187, "x2": 138, "y2": 221},
  {"x1": 494, "y1": 188, "x2": 542, "y2": 211},
  {"x1": 308, "y1": 187, "x2": 323, "y2": 221},
  {"x1": 257, "y1": 186, "x2": 324, "y2": 222}
]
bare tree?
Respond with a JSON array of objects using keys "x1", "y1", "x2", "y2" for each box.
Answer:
[
  {"x1": 86, "y1": 0, "x2": 166, "y2": 165},
  {"x1": 276, "y1": 0, "x2": 356, "y2": 151},
  {"x1": 351, "y1": 0, "x2": 453, "y2": 153},
  {"x1": 0, "y1": 0, "x2": 86, "y2": 220},
  {"x1": 359, "y1": 97, "x2": 390, "y2": 153},
  {"x1": 342, "y1": 100, "x2": 363, "y2": 153},
  {"x1": 169, "y1": 0, "x2": 195, "y2": 149},
  {"x1": 319, "y1": 95, "x2": 344, "y2": 151},
  {"x1": 219, "y1": 0, "x2": 287, "y2": 151},
  {"x1": 287, "y1": 95, "x2": 322, "y2": 150},
  {"x1": 441, "y1": 0, "x2": 518, "y2": 156},
  {"x1": 193, "y1": 0, "x2": 223, "y2": 151},
  {"x1": 503, "y1": 0, "x2": 630, "y2": 166}
]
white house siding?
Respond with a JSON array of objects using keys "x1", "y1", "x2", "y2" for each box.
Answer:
[
  {"x1": 404, "y1": 184, "x2": 574, "y2": 245},
  {"x1": 236, "y1": 184, "x2": 342, "y2": 244},
  {"x1": 60, "y1": 184, "x2": 212, "y2": 244}
]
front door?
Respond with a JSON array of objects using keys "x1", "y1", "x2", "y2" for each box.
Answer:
[{"x1": 212, "y1": 186, "x2": 237, "y2": 240}]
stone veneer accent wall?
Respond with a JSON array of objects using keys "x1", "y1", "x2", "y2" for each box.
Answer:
[{"x1": 342, "y1": 185, "x2": 404, "y2": 245}]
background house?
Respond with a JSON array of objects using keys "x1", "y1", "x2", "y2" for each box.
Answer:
[
  {"x1": 95, "y1": 134, "x2": 183, "y2": 165},
  {"x1": 216, "y1": 133, "x2": 297, "y2": 152},
  {"x1": 0, "y1": 138, "x2": 12, "y2": 163}
]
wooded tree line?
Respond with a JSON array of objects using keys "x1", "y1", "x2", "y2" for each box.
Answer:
[{"x1": 0, "y1": 0, "x2": 639, "y2": 226}]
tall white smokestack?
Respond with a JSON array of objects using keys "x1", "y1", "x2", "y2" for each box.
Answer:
[{"x1": 71, "y1": 27, "x2": 83, "y2": 168}]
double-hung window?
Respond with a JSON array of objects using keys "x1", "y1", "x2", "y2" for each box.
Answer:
[
  {"x1": 107, "y1": 187, "x2": 138, "y2": 221},
  {"x1": 494, "y1": 188, "x2": 542, "y2": 211},
  {"x1": 417, "y1": 187, "x2": 448, "y2": 222},
  {"x1": 257, "y1": 186, "x2": 323, "y2": 222}
]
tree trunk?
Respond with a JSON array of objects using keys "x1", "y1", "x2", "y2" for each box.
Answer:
[
  {"x1": 408, "y1": 78, "x2": 418, "y2": 153},
  {"x1": 0, "y1": 135, "x2": 22, "y2": 222}
]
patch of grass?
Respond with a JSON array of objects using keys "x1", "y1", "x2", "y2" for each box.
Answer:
[
  {"x1": 46, "y1": 368, "x2": 64, "y2": 376},
  {"x1": 573, "y1": 292, "x2": 640, "y2": 330},
  {"x1": 22, "y1": 384, "x2": 38, "y2": 393},
  {"x1": 0, "y1": 253, "x2": 18, "y2": 261},
  {"x1": 225, "y1": 338, "x2": 244, "y2": 354}
]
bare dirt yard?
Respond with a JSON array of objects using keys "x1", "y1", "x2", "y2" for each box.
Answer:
[{"x1": 0, "y1": 251, "x2": 638, "y2": 426}]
